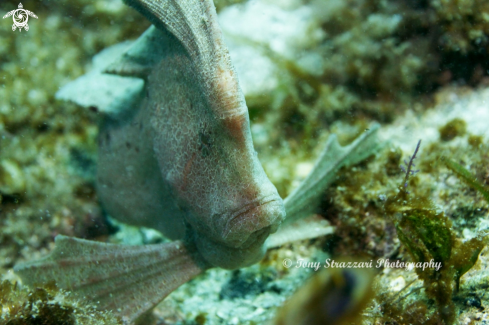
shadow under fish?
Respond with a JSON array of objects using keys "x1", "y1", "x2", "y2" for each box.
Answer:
[{"x1": 14, "y1": 0, "x2": 381, "y2": 323}]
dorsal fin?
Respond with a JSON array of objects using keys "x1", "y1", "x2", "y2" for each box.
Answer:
[
  {"x1": 123, "y1": 0, "x2": 216, "y2": 67},
  {"x1": 123, "y1": 0, "x2": 247, "y2": 119}
]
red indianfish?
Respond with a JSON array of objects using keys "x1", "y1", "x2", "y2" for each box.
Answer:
[{"x1": 15, "y1": 0, "x2": 380, "y2": 323}]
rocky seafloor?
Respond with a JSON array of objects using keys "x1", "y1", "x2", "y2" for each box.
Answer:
[{"x1": 1, "y1": 0, "x2": 489, "y2": 324}]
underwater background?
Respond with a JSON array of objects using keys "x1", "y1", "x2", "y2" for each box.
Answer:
[{"x1": 1, "y1": 0, "x2": 489, "y2": 324}]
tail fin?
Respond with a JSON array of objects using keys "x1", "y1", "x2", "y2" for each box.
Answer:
[
  {"x1": 14, "y1": 235, "x2": 206, "y2": 323},
  {"x1": 284, "y1": 124, "x2": 381, "y2": 224}
]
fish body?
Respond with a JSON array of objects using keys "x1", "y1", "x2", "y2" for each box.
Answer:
[
  {"x1": 14, "y1": 0, "x2": 381, "y2": 322},
  {"x1": 97, "y1": 6, "x2": 285, "y2": 268},
  {"x1": 98, "y1": 1, "x2": 285, "y2": 268}
]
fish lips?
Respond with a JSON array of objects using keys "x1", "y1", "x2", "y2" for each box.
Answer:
[
  {"x1": 220, "y1": 195, "x2": 286, "y2": 249},
  {"x1": 193, "y1": 195, "x2": 285, "y2": 269}
]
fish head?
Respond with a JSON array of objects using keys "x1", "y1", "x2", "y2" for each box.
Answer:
[
  {"x1": 146, "y1": 32, "x2": 286, "y2": 269},
  {"x1": 176, "y1": 111, "x2": 285, "y2": 269},
  {"x1": 154, "y1": 112, "x2": 285, "y2": 269}
]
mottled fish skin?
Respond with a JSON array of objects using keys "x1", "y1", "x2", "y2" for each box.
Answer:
[
  {"x1": 97, "y1": 91, "x2": 188, "y2": 240},
  {"x1": 98, "y1": 0, "x2": 286, "y2": 269}
]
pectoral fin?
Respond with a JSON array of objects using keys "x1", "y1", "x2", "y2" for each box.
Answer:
[
  {"x1": 266, "y1": 215, "x2": 335, "y2": 248},
  {"x1": 14, "y1": 235, "x2": 207, "y2": 323},
  {"x1": 284, "y1": 123, "x2": 381, "y2": 224}
]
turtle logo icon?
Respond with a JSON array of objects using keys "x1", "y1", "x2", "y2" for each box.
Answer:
[{"x1": 3, "y1": 3, "x2": 38, "y2": 32}]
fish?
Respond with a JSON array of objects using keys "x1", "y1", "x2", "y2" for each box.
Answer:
[
  {"x1": 14, "y1": 0, "x2": 381, "y2": 323},
  {"x1": 274, "y1": 260, "x2": 375, "y2": 325}
]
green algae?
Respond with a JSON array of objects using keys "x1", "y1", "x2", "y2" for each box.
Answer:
[
  {"x1": 439, "y1": 118, "x2": 467, "y2": 142},
  {"x1": 382, "y1": 142, "x2": 486, "y2": 325},
  {"x1": 431, "y1": 0, "x2": 489, "y2": 53},
  {"x1": 441, "y1": 156, "x2": 489, "y2": 204},
  {"x1": 0, "y1": 280, "x2": 120, "y2": 325},
  {"x1": 318, "y1": 126, "x2": 489, "y2": 324}
]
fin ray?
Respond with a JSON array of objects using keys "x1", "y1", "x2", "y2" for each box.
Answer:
[
  {"x1": 284, "y1": 124, "x2": 381, "y2": 224},
  {"x1": 267, "y1": 215, "x2": 334, "y2": 248},
  {"x1": 14, "y1": 235, "x2": 206, "y2": 323},
  {"x1": 123, "y1": 0, "x2": 247, "y2": 118},
  {"x1": 105, "y1": 26, "x2": 171, "y2": 79}
]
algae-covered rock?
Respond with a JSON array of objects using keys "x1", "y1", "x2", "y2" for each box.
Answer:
[
  {"x1": 0, "y1": 0, "x2": 148, "y2": 275},
  {"x1": 0, "y1": 280, "x2": 121, "y2": 325},
  {"x1": 0, "y1": 160, "x2": 25, "y2": 195}
]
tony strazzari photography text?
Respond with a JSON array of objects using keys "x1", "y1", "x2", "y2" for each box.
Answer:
[{"x1": 288, "y1": 258, "x2": 442, "y2": 272}]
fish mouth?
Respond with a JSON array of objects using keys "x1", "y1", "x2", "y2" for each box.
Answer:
[{"x1": 220, "y1": 194, "x2": 285, "y2": 248}]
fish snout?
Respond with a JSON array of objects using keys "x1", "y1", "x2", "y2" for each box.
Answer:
[
  {"x1": 221, "y1": 196, "x2": 285, "y2": 249},
  {"x1": 191, "y1": 195, "x2": 285, "y2": 269}
]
